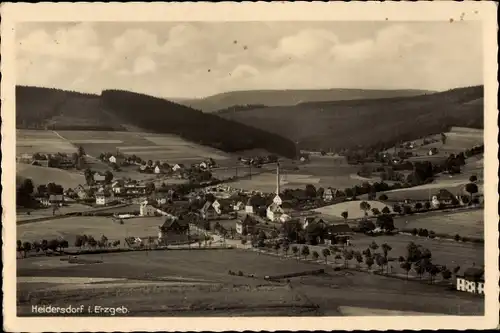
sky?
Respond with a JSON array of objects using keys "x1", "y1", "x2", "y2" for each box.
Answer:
[{"x1": 16, "y1": 21, "x2": 483, "y2": 99}]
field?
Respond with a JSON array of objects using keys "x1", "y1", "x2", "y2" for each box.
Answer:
[
  {"x1": 17, "y1": 216, "x2": 166, "y2": 245},
  {"x1": 394, "y1": 209, "x2": 484, "y2": 238},
  {"x1": 17, "y1": 163, "x2": 85, "y2": 189},
  {"x1": 17, "y1": 249, "x2": 483, "y2": 316},
  {"x1": 16, "y1": 129, "x2": 78, "y2": 154},
  {"x1": 55, "y1": 130, "x2": 230, "y2": 163},
  {"x1": 314, "y1": 200, "x2": 392, "y2": 220}
]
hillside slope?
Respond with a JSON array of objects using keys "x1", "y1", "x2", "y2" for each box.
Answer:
[
  {"x1": 181, "y1": 88, "x2": 434, "y2": 113},
  {"x1": 219, "y1": 86, "x2": 484, "y2": 151},
  {"x1": 16, "y1": 86, "x2": 298, "y2": 158}
]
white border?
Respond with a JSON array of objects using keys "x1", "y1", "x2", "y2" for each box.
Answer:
[{"x1": 1, "y1": 2, "x2": 498, "y2": 331}]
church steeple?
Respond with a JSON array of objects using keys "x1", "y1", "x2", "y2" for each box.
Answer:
[{"x1": 273, "y1": 162, "x2": 282, "y2": 206}]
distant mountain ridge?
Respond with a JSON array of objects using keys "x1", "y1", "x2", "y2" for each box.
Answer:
[
  {"x1": 218, "y1": 85, "x2": 484, "y2": 152},
  {"x1": 15, "y1": 86, "x2": 298, "y2": 158},
  {"x1": 178, "y1": 88, "x2": 435, "y2": 113}
]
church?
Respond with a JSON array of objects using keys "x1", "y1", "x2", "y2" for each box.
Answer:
[{"x1": 266, "y1": 162, "x2": 291, "y2": 222}]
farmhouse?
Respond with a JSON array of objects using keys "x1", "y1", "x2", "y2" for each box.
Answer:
[
  {"x1": 153, "y1": 165, "x2": 161, "y2": 174},
  {"x1": 323, "y1": 187, "x2": 340, "y2": 202},
  {"x1": 245, "y1": 195, "x2": 261, "y2": 214},
  {"x1": 93, "y1": 172, "x2": 106, "y2": 184},
  {"x1": 31, "y1": 159, "x2": 49, "y2": 167},
  {"x1": 199, "y1": 161, "x2": 208, "y2": 170},
  {"x1": 325, "y1": 224, "x2": 354, "y2": 245},
  {"x1": 428, "y1": 148, "x2": 439, "y2": 156},
  {"x1": 140, "y1": 200, "x2": 158, "y2": 216},
  {"x1": 456, "y1": 267, "x2": 485, "y2": 295},
  {"x1": 236, "y1": 215, "x2": 258, "y2": 235},
  {"x1": 75, "y1": 185, "x2": 89, "y2": 200},
  {"x1": 111, "y1": 180, "x2": 124, "y2": 194},
  {"x1": 172, "y1": 164, "x2": 185, "y2": 172},
  {"x1": 267, "y1": 203, "x2": 285, "y2": 222},
  {"x1": 158, "y1": 217, "x2": 190, "y2": 244},
  {"x1": 18, "y1": 153, "x2": 33, "y2": 163},
  {"x1": 95, "y1": 189, "x2": 114, "y2": 205},
  {"x1": 435, "y1": 189, "x2": 459, "y2": 205},
  {"x1": 233, "y1": 201, "x2": 244, "y2": 211},
  {"x1": 200, "y1": 201, "x2": 218, "y2": 220}
]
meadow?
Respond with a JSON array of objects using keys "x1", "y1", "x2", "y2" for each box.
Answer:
[
  {"x1": 16, "y1": 129, "x2": 77, "y2": 154},
  {"x1": 17, "y1": 249, "x2": 484, "y2": 316},
  {"x1": 394, "y1": 209, "x2": 484, "y2": 238},
  {"x1": 17, "y1": 163, "x2": 85, "y2": 189},
  {"x1": 314, "y1": 200, "x2": 392, "y2": 220},
  {"x1": 17, "y1": 216, "x2": 166, "y2": 245},
  {"x1": 55, "y1": 130, "x2": 230, "y2": 163}
]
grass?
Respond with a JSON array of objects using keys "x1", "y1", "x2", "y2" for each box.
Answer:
[
  {"x1": 394, "y1": 209, "x2": 484, "y2": 238},
  {"x1": 16, "y1": 163, "x2": 86, "y2": 189},
  {"x1": 16, "y1": 248, "x2": 484, "y2": 316},
  {"x1": 55, "y1": 130, "x2": 230, "y2": 163},
  {"x1": 314, "y1": 200, "x2": 392, "y2": 219},
  {"x1": 17, "y1": 216, "x2": 166, "y2": 245},
  {"x1": 16, "y1": 129, "x2": 78, "y2": 154}
]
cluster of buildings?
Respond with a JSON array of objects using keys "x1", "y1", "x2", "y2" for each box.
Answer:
[{"x1": 17, "y1": 152, "x2": 75, "y2": 169}]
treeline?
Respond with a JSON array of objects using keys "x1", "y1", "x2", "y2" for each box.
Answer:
[
  {"x1": 101, "y1": 90, "x2": 298, "y2": 158},
  {"x1": 220, "y1": 85, "x2": 484, "y2": 152},
  {"x1": 214, "y1": 104, "x2": 268, "y2": 115}
]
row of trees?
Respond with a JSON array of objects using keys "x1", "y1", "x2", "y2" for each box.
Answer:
[
  {"x1": 74, "y1": 234, "x2": 120, "y2": 249},
  {"x1": 16, "y1": 239, "x2": 69, "y2": 258}
]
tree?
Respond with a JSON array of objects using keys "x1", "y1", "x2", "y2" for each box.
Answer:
[
  {"x1": 312, "y1": 250, "x2": 320, "y2": 261},
  {"x1": 469, "y1": 175, "x2": 478, "y2": 183},
  {"x1": 147, "y1": 160, "x2": 153, "y2": 167},
  {"x1": 317, "y1": 187, "x2": 325, "y2": 199},
  {"x1": 376, "y1": 214, "x2": 395, "y2": 232},
  {"x1": 381, "y1": 206, "x2": 391, "y2": 215},
  {"x1": 400, "y1": 261, "x2": 412, "y2": 279},
  {"x1": 365, "y1": 256, "x2": 374, "y2": 270},
  {"x1": 305, "y1": 184, "x2": 317, "y2": 198},
  {"x1": 358, "y1": 219, "x2": 376, "y2": 233},
  {"x1": 301, "y1": 245, "x2": 310, "y2": 260},
  {"x1": 376, "y1": 255, "x2": 387, "y2": 273},
  {"x1": 393, "y1": 204, "x2": 402, "y2": 214},
  {"x1": 41, "y1": 239, "x2": 49, "y2": 254},
  {"x1": 414, "y1": 262, "x2": 426, "y2": 279},
  {"x1": 20, "y1": 178, "x2": 35, "y2": 196},
  {"x1": 369, "y1": 241, "x2": 379, "y2": 251},
  {"x1": 292, "y1": 245, "x2": 299, "y2": 260},
  {"x1": 362, "y1": 248, "x2": 372, "y2": 258},
  {"x1": 75, "y1": 235, "x2": 84, "y2": 248},
  {"x1": 441, "y1": 268, "x2": 452, "y2": 282},
  {"x1": 341, "y1": 211, "x2": 348, "y2": 221},
  {"x1": 84, "y1": 168, "x2": 94, "y2": 186},
  {"x1": 355, "y1": 252, "x2": 363, "y2": 267},
  {"x1": 428, "y1": 264, "x2": 440, "y2": 284},
  {"x1": 343, "y1": 249, "x2": 353, "y2": 268},
  {"x1": 381, "y1": 243, "x2": 392, "y2": 259},
  {"x1": 424, "y1": 201, "x2": 431, "y2": 210},
  {"x1": 48, "y1": 239, "x2": 59, "y2": 252},
  {"x1": 414, "y1": 202, "x2": 423, "y2": 211},
  {"x1": 145, "y1": 182, "x2": 156, "y2": 194},
  {"x1": 406, "y1": 242, "x2": 422, "y2": 263},
  {"x1": 59, "y1": 239, "x2": 69, "y2": 252},
  {"x1": 322, "y1": 248, "x2": 331, "y2": 264},
  {"x1": 17, "y1": 240, "x2": 23, "y2": 258},
  {"x1": 371, "y1": 208, "x2": 381, "y2": 216},
  {"x1": 379, "y1": 194, "x2": 388, "y2": 201},
  {"x1": 359, "y1": 201, "x2": 371, "y2": 216},
  {"x1": 100, "y1": 235, "x2": 109, "y2": 248},
  {"x1": 465, "y1": 183, "x2": 479, "y2": 200},
  {"x1": 104, "y1": 170, "x2": 114, "y2": 184},
  {"x1": 440, "y1": 132, "x2": 447, "y2": 144},
  {"x1": 273, "y1": 242, "x2": 281, "y2": 254}
]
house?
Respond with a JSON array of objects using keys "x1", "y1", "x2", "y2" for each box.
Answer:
[
  {"x1": 35, "y1": 195, "x2": 51, "y2": 207},
  {"x1": 18, "y1": 153, "x2": 33, "y2": 163},
  {"x1": 49, "y1": 194, "x2": 65, "y2": 206},
  {"x1": 235, "y1": 215, "x2": 258, "y2": 235},
  {"x1": 325, "y1": 224, "x2": 354, "y2": 245},
  {"x1": 456, "y1": 267, "x2": 485, "y2": 295},
  {"x1": 245, "y1": 196, "x2": 262, "y2": 214},
  {"x1": 156, "y1": 197, "x2": 168, "y2": 206},
  {"x1": 435, "y1": 189, "x2": 458, "y2": 205},
  {"x1": 428, "y1": 148, "x2": 439, "y2": 156},
  {"x1": 302, "y1": 216, "x2": 317, "y2": 229},
  {"x1": 158, "y1": 217, "x2": 190, "y2": 244},
  {"x1": 140, "y1": 200, "x2": 158, "y2": 216},
  {"x1": 172, "y1": 164, "x2": 185, "y2": 172},
  {"x1": 93, "y1": 172, "x2": 106, "y2": 184},
  {"x1": 323, "y1": 188, "x2": 335, "y2": 202},
  {"x1": 111, "y1": 180, "x2": 124, "y2": 194},
  {"x1": 31, "y1": 159, "x2": 49, "y2": 167},
  {"x1": 233, "y1": 201, "x2": 244, "y2": 211},
  {"x1": 199, "y1": 161, "x2": 208, "y2": 170},
  {"x1": 95, "y1": 189, "x2": 114, "y2": 205},
  {"x1": 266, "y1": 203, "x2": 284, "y2": 222},
  {"x1": 154, "y1": 165, "x2": 161, "y2": 174},
  {"x1": 75, "y1": 185, "x2": 89, "y2": 199},
  {"x1": 200, "y1": 201, "x2": 217, "y2": 220}
]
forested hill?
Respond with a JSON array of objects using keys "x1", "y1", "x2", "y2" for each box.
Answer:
[
  {"x1": 179, "y1": 88, "x2": 434, "y2": 113},
  {"x1": 218, "y1": 85, "x2": 484, "y2": 152},
  {"x1": 15, "y1": 86, "x2": 298, "y2": 158},
  {"x1": 100, "y1": 90, "x2": 298, "y2": 158}
]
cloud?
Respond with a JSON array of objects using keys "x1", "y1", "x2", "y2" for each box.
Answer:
[
  {"x1": 16, "y1": 22, "x2": 483, "y2": 98},
  {"x1": 17, "y1": 23, "x2": 102, "y2": 62}
]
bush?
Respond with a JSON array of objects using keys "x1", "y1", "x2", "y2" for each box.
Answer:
[
  {"x1": 454, "y1": 234, "x2": 461, "y2": 242},
  {"x1": 238, "y1": 270, "x2": 244, "y2": 276},
  {"x1": 228, "y1": 270, "x2": 234, "y2": 275},
  {"x1": 411, "y1": 228, "x2": 418, "y2": 236},
  {"x1": 428, "y1": 231, "x2": 436, "y2": 239}
]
